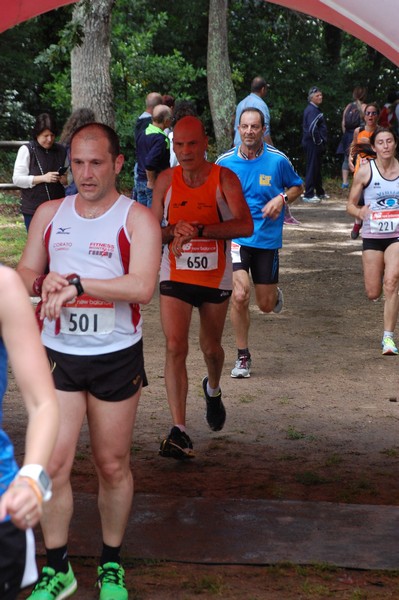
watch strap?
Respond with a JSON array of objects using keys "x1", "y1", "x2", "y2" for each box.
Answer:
[
  {"x1": 66, "y1": 273, "x2": 84, "y2": 296},
  {"x1": 18, "y1": 464, "x2": 52, "y2": 502}
]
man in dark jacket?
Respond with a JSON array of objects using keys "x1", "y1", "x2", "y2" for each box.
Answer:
[
  {"x1": 135, "y1": 105, "x2": 172, "y2": 208},
  {"x1": 301, "y1": 86, "x2": 328, "y2": 203}
]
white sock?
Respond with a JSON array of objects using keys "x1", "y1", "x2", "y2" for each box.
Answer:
[
  {"x1": 383, "y1": 331, "x2": 394, "y2": 339},
  {"x1": 175, "y1": 424, "x2": 186, "y2": 432},
  {"x1": 207, "y1": 382, "x2": 220, "y2": 397}
]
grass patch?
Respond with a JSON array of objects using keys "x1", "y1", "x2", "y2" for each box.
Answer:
[
  {"x1": 325, "y1": 453, "x2": 343, "y2": 466},
  {"x1": 295, "y1": 471, "x2": 330, "y2": 486},
  {"x1": 183, "y1": 574, "x2": 225, "y2": 595},
  {"x1": 285, "y1": 425, "x2": 318, "y2": 442},
  {"x1": 286, "y1": 425, "x2": 306, "y2": 440},
  {"x1": 239, "y1": 393, "x2": 256, "y2": 404},
  {"x1": 0, "y1": 196, "x2": 26, "y2": 267},
  {"x1": 380, "y1": 447, "x2": 399, "y2": 458}
]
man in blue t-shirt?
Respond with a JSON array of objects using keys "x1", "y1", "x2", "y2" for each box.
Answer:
[
  {"x1": 217, "y1": 108, "x2": 303, "y2": 378},
  {"x1": 233, "y1": 77, "x2": 273, "y2": 147}
]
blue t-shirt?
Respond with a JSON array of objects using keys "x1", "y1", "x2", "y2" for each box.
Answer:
[
  {"x1": 216, "y1": 144, "x2": 303, "y2": 249},
  {"x1": 0, "y1": 337, "x2": 18, "y2": 507},
  {"x1": 234, "y1": 93, "x2": 271, "y2": 146}
]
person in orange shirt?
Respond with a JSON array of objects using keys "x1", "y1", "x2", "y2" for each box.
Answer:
[
  {"x1": 152, "y1": 116, "x2": 253, "y2": 459},
  {"x1": 348, "y1": 103, "x2": 380, "y2": 239}
]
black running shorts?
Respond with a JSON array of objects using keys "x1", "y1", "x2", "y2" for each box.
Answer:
[
  {"x1": 46, "y1": 339, "x2": 148, "y2": 401},
  {"x1": 233, "y1": 245, "x2": 279, "y2": 285},
  {"x1": 363, "y1": 237, "x2": 399, "y2": 252},
  {"x1": 160, "y1": 281, "x2": 231, "y2": 308}
]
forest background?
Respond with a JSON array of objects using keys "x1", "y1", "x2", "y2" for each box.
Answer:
[{"x1": 0, "y1": 0, "x2": 398, "y2": 191}]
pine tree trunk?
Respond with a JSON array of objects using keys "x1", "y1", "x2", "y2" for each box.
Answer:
[
  {"x1": 71, "y1": 0, "x2": 115, "y2": 127},
  {"x1": 207, "y1": 0, "x2": 236, "y2": 154}
]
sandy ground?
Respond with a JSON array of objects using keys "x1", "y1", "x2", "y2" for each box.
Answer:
[{"x1": 10, "y1": 192, "x2": 399, "y2": 598}]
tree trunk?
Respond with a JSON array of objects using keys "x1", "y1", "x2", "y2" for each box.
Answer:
[
  {"x1": 71, "y1": 0, "x2": 115, "y2": 127},
  {"x1": 207, "y1": 0, "x2": 236, "y2": 154}
]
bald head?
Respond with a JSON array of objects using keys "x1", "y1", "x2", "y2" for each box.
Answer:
[
  {"x1": 152, "y1": 105, "x2": 172, "y2": 129},
  {"x1": 145, "y1": 92, "x2": 163, "y2": 112},
  {"x1": 173, "y1": 116, "x2": 206, "y2": 139}
]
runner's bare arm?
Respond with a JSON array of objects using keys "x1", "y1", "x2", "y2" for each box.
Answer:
[
  {"x1": 41, "y1": 203, "x2": 162, "y2": 321},
  {"x1": 17, "y1": 200, "x2": 70, "y2": 297},
  {"x1": 346, "y1": 162, "x2": 370, "y2": 219},
  {"x1": 192, "y1": 167, "x2": 253, "y2": 240}
]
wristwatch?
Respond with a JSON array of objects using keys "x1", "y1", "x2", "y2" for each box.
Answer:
[
  {"x1": 197, "y1": 224, "x2": 205, "y2": 238},
  {"x1": 18, "y1": 464, "x2": 52, "y2": 502},
  {"x1": 282, "y1": 193, "x2": 289, "y2": 204},
  {"x1": 66, "y1": 273, "x2": 84, "y2": 296}
]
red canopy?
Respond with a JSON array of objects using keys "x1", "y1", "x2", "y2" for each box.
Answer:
[
  {"x1": 266, "y1": 0, "x2": 399, "y2": 67},
  {"x1": 0, "y1": 0, "x2": 77, "y2": 34},
  {"x1": 1, "y1": 0, "x2": 398, "y2": 67}
]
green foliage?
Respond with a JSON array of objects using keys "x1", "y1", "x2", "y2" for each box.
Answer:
[{"x1": 0, "y1": 0, "x2": 398, "y2": 185}]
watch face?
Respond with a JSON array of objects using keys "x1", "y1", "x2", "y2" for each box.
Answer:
[{"x1": 39, "y1": 469, "x2": 51, "y2": 491}]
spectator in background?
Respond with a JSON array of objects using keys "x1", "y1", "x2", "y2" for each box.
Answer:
[
  {"x1": 162, "y1": 95, "x2": 175, "y2": 136},
  {"x1": 135, "y1": 105, "x2": 172, "y2": 208},
  {"x1": 134, "y1": 92, "x2": 163, "y2": 140},
  {"x1": 233, "y1": 76, "x2": 273, "y2": 147},
  {"x1": 132, "y1": 92, "x2": 163, "y2": 199},
  {"x1": 378, "y1": 91, "x2": 398, "y2": 129},
  {"x1": 13, "y1": 113, "x2": 67, "y2": 230},
  {"x1": 348, "y1": 102, "x2": 380, "y2": 239},
  {"x1": 59, "y1": 108, "x2": 96, "y2": 195},
  {"x1": 336, "y1": 86, "x2": 367, "y2": 189},
  {"x1": 301, "y1": 86, "x2": 328, "y2": 204}
]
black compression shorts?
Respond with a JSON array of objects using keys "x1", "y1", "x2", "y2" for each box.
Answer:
[
  {"x1": 232, "y1": 245, "x2": 279, "y2": 284},
  {"x1": 160, "y1": 281, "x2": 231, "y2": 308},
  {"x1": 363, "y1": 237, "x2": 399, "y2": 252}
]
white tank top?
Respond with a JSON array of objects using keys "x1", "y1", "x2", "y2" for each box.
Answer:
[
  {"x1": 41, "y1": 194, "x2": 143, "y2": 355},
  {"x1": 363, "y1": 160, "x2": 399, "y2": 238}
]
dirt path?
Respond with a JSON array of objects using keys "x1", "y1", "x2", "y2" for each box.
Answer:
[{"x1": 13, "y1": 193, "x2": 399, "y2": 598}]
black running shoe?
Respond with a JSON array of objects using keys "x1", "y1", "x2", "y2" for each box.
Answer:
[
  {"x1": 159, "y1": 426, "x2": 195, "y2": 459},
  {"x1": 202, "y1": 376, "x2": 226, "y2": 431}
]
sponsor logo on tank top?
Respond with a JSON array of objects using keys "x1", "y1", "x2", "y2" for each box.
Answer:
[{"x1": 88, "y1": 242, "x2": 114, "y2": 258}]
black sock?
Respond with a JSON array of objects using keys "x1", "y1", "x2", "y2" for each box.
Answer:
[
  {"x1": 237, "y1": 347, "x2": 250, "y2": 358},
  {"x1": 46, "y1": 545, "x2": 69, "y2": 573},
  {"x1": 100, "y1": 543, "x2": 122, "y2": 566}
]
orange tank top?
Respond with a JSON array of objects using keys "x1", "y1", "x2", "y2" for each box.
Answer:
[{"x1": 159, "y1": 164, "x2": 233, "y2": 289}]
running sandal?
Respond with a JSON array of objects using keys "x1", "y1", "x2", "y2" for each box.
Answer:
[
  {"x1": 97, "y1": 562, "x2": 127, "y2": 600},
  {"x1": 159, "y1": 426, "x2": 195, "y2": 459},
  {"x1": 202, "y1": 376, "x2": 226, "y2": 431},
  {"x1": 27, "y1": 564, "x2": 77, "y2": 599}
]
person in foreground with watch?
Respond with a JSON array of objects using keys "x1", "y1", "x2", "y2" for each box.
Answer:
[
  {"x1": 152, "y1": 116, "x2": 253, "y2": 460},
  {"x1": 0, "y1": 265, "x2": 59, "y2": 599},
  {"x1": 216, "y1": 108, "x2": 303, "y2": 378},
  {"x1": 17, "y1": 123, "x2": 161, "y2": 600}
]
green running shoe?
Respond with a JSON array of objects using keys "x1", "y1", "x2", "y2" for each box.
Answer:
[
  {"x1": 97, "y1": 562, "x2": 128, "y2": 600},
  {"x1": 27, "y1": 563, "x2": 77, "y2": 599}
]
